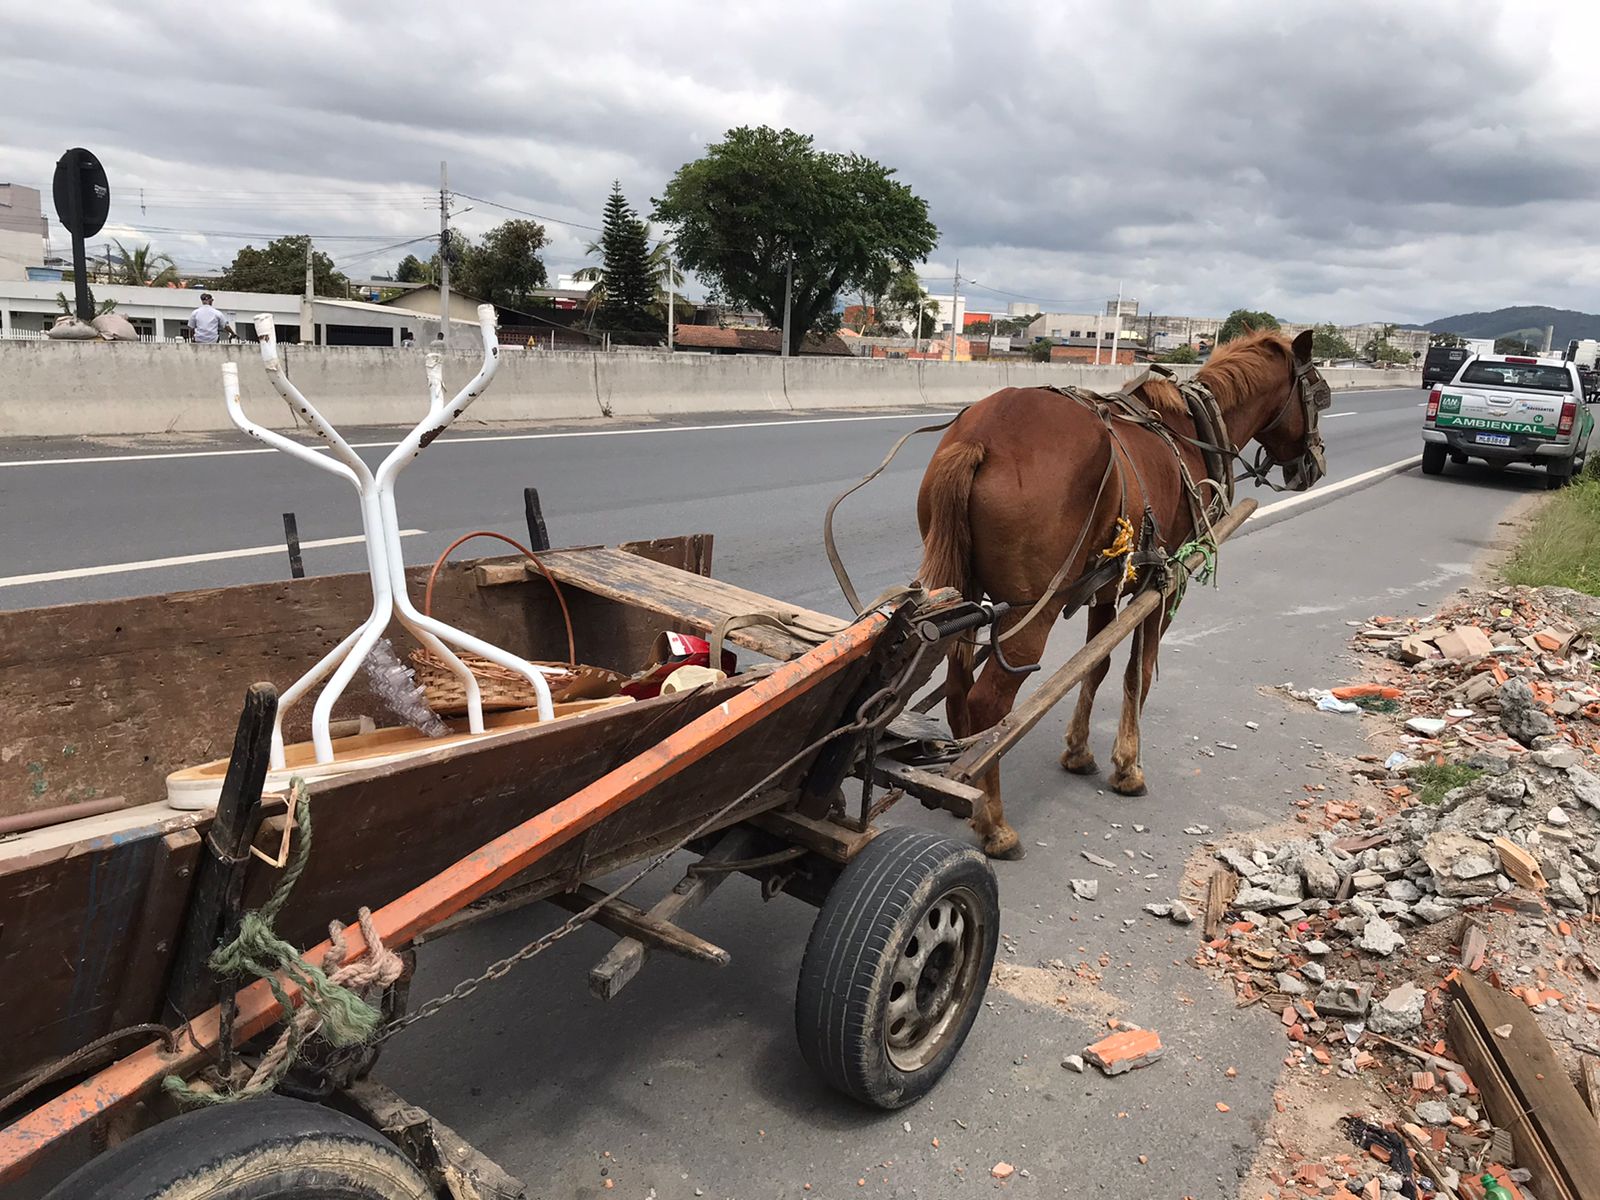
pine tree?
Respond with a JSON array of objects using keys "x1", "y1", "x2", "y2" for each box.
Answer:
[{"x1": 598, "y1": 183, "x2": 659, "y2": 333}]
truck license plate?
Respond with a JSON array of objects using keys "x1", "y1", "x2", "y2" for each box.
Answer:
[{"x1": 1475, "y1": 433, "x2": 1511, "y2": 446}]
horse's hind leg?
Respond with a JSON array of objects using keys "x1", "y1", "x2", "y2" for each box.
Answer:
[
  {"x1": 1108, "y1": 607, "x2": 1167, "y2": 796},
  {"x1": 965, "y1": 610, "x2": 1056, "y2": 860},
  {"x1": 1061, "y1": 601, "x2": 1115, "y2": 774}
]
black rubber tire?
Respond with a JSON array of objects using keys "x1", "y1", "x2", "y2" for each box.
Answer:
[
  {"x1": 1421, "y1": 442, "x2": 1447, "y2": 475},
  {"x1": 795, "y1": 827, "x2": 999, "y2": 1109},
  {"x1": 1546, "y1": 459, "x2": 1575, "y2": 489},
  {"x1": 44, "y1": 1096, "x2": 433, "y2": 1200}
]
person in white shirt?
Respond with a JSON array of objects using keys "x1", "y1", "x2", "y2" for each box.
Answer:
[{"x1": 187, "y1": 294, "x2": 234, "y2": 343}]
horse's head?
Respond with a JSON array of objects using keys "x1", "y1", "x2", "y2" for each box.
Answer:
[{"x1": 1251, "y1": 329, "x2": 1331, "y2": 491}]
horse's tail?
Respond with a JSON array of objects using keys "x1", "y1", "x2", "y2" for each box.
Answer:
[{"x1": 917, "y1": 441, "x2": 986, "y2": 593}]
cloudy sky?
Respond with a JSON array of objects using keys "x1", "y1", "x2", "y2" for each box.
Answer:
[{"x1": 7, "y1": 0, "x2": 1600, "y2": 324}]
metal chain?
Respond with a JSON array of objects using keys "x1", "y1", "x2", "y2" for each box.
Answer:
[
  {"x1": 373, "y1": 717, "x2": 869, "y2": 1044},
  {"x1": 373, "y1": 637, "x2": 930, "y2": 1045}
]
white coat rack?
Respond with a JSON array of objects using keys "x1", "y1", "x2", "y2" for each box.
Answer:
[{"x1": 221, "y1": 303, "x2": 556, "y2": 769}]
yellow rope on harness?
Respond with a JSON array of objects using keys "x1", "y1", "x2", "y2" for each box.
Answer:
[{"x1": 1098, "y1": 515, "x2": 1138, "y2": 583}]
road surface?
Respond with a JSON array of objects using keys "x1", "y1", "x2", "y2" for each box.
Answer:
[{"x1": 2, "y1": 386, "x2": 1547, "y2": 1197}]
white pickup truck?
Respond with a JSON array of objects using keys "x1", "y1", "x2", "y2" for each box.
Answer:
[{"x1": 1423, "y1": 354, "x2": 1594, "y2": 488}]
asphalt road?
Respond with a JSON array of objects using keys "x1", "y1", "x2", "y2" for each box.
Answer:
[
  {"x1": 4, "y1": 384, "x2": 1547, "y2": 1198},
  {"x1": 0, "y1": 387, "x2": 1424, "y2": 613}
]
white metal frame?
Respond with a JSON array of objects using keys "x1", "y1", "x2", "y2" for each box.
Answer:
[{"x1": 222, "y1": 302, "x2": 556, "y2": 768}]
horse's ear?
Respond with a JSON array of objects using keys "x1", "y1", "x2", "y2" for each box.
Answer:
[{"x1": 1291, "y1": 329, "x2": 1314, "y2": 364}]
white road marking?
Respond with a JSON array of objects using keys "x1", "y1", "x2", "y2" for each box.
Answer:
[
  {"x1": 1321, "y1": 412, "x2": 1357, "y2": 419},
  {"x1": 0, "y1": 530, "x2": 425, "y2": 590},
  {"x1": 0, "y1": 410, "x2": 958, "y2": 470},
  {"x1": 1247, "y1": 455, "x2": 1418, "y2": 524}
]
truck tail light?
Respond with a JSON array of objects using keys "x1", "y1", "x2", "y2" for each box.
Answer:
[
  {"x1": 1426, "y1": 389, "x2": 1441, "y2": 422},
  {"x1": 1559, "y1": 398, "x2": 1576, "y2": 435}
]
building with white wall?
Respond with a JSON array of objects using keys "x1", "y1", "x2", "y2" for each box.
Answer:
[
  {"x1": 0, "y1": 184, "x2": 48, "y2": 282},
  {"x1": 0, "y1": 280, "x2": 461, "y2": 345}
]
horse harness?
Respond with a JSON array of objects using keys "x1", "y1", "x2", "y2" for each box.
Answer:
[{"x1": 999, "y1": 354, "x2": 1330, "y2": 640}]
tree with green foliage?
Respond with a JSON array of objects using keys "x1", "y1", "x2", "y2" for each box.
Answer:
[
  {"x1": 394, "y1": 254, "x2": 429, "y2": 284},
  {"x1": 1157, "y1": 344, "x2": 1198, "y2": 364},
  {"x1": 654, "y1": 126, "x2": 938, "y2": 355},
  {"x1": 994, "y1": 313, "x2": 1038, "y2": 337},
  {"x1": 582, "y1": 184, "x2": 658, "y2": 333},
  {"x1": 1362, "y1": 324, "x2": 1409, "y2": 365},
  {"x1": 885, "y1": 268, "x2": 935, "y2": 338},
  {"x1": 1494, "y1": 334, "x2": 1539, "y2": 355},
  {"x1": 1029, "y1": 340, "x2": 1054, "y2": 362},
  {"x1": 1311, "y1": 323, "x2": 1356, "y2": 361},
  {"x1": 1429, "y1": 331, "x2": 1465, "y2": 348},
  {"x1": 113, "y1": 240, "x2": 179, "y2": 287},
  {"x1": 1217, "y1": 308, "x2": 1280, "y2": 343},
  {"x1": 219, "y1": 235, "x2": 349, "y2": 296},
  {"x1": 457, "y1": 219, "x2": 548, "y2": 311}
]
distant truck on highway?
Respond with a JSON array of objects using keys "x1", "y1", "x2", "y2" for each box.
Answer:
[
  {"x1": 1565, "y1": 338, "x2": 1599, "y2": 401},
  {"x1": 1424, "y1": 353, "x2": 1593, "y2": 487}
]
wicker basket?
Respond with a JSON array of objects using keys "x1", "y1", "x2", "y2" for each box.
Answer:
[{"x1": 411, "y1": 648, "x2": 625, "y2": 716}]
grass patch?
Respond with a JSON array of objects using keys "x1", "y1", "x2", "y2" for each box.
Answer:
[
  {"x1": 1408, "y1": 762, "x2": 1484, "y2": 806},
  {"x1": 1503, "y1": 477, "x2": 1600, "y2": 596}
]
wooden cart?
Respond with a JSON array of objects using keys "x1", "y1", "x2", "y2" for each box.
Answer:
[{"x1": 0, "y1": 531, "x2": 1006, "y2": 1199}]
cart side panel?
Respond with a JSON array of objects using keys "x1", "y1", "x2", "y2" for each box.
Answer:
[
  {"x1": 248, "y1": 657, "x2": 870, "y2": 954},
  {"x1": 0, "y1": 823, "x2": 199, "y2": 1095},
  {"x1": 0, "y1": 536, "x2": 710, "y2": 820}
]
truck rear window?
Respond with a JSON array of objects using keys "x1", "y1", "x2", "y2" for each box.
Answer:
[{"x1": 1456, "y1": 362, "x2": 1573, "y2": 392}]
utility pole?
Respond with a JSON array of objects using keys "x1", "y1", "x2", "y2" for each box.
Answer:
[
  {"x1": 667, "y1": 252, "x2": 675, "y2": 352},
  {"x1": 301, "y1": 237, "x2": 315, "y2": 346},
  {"x1": 1110, "y1": 280, "x2": 1123, "y2": 366},
  {"x1": 780, "y1": 256, "x2": 793, "y2": 358},
  {"x1": 948, "y1": 258, "x2": 960, "y2": 363},
  {"x1": 438, "y1": 160, "x2": 450, "y2": 346},
  {"x1": 1094, "y1": 313, "x2": 1103, "y2": 365}
]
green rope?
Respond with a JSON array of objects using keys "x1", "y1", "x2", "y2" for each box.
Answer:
[
  {"x1": 164, "y1": 778, "x2": 385, "y2": 1106},
  {"x1": 1167, "y1": 535, "x2": 1219, "y2": 616}
]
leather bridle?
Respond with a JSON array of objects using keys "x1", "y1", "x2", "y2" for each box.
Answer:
[{"x1": 1222, "y1": 355, "x2": 1331, "y2": 493}]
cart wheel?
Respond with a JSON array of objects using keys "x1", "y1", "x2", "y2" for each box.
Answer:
[
  {"x1": 45, "y1": 1096, "x2": 432, "y2": 1200},
  {"x1": 795, "y1": 827, "x2": 999, "y2": 1109}
]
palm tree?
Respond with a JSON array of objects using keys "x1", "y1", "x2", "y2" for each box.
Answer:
[
  {"x1": 572, "y1": 225, "x2": 683, "y2": 325},
  {"x1": 112, "y1": 240, "x2": 180, "y2": 287}
]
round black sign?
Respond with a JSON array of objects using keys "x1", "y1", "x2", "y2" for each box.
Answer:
[{"x1": 52, "y1": 148, "x2": 110, "y2": 239}]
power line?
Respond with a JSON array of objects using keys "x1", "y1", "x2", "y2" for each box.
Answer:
[{"x1": 451, "y1": 192, "x2": 603, "y2": 233}]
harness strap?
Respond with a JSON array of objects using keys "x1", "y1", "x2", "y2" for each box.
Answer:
[{"x1": 824, "y1": 411, "x2": 965, "y2": 613}]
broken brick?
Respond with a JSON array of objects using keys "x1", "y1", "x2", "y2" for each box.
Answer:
[{"x1": 1083, "y1": 1028, "x2": 1164, "y2": 1075}]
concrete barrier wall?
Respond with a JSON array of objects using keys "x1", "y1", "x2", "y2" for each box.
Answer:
[{"x1": 0, "y1": 340, "x2": 1421, "y2": 438}]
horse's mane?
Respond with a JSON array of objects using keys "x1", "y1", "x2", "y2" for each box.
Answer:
[{"x1": 1137, "y1": 329, "x2": 1292, "y2": 416}]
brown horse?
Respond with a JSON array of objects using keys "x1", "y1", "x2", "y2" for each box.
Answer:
[{"x1": 916, "y1": 329, "x2": 1330, "y2": 858}]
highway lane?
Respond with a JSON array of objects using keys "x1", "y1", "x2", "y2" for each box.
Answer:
[
  {"x1": 0, "y1": 387, "x2": 1424, "y2": 612},
  {"x1": 3, "y1": 383, "x2": 1553, "y2": 1198}
]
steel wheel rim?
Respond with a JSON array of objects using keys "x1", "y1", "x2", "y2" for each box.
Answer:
[{"x1": 884, "y1": 885, "x2": 985, "y2": 1072}]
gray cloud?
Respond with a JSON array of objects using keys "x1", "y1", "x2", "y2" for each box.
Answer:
[{"x1": 6, "y1": 0, "x2": 1598, "y2": 321}]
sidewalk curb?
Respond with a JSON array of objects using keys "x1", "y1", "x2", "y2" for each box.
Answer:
[{"x1": 1237, "y1": 456, "x2": 1420, "y2": 538}]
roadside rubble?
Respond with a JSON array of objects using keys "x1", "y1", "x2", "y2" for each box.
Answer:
[{"x1": 1200, "y1": 585, "x2": 1600, "y2": 1200}]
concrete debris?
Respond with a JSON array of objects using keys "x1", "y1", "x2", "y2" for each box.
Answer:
[
  {"x1": 1231, "y1": 585, "x2": 1600, "y2": 1200},
  {"x1": 1367, "y1": 983, "x2": 1425, "y2": 1035},
  {"x1": 1356, "y1": 917, "x2": 1406, "y2": 956},
  {"x1": 1061, "y1": 1054, "x2": 1084, "y2": 1073},
  {"x1": 1070, "y1": 878, "x2": 1099, "y2": 901}
]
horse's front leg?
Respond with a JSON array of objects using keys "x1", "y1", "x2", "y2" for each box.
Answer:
[
  {"x1": 1061, "y1": 601, "x2": 1115, "y2": 774},
  {"x1": 1108, "y1": 608, "x2": 1167, "y2": 796},
  {"x1": 965, "y1": 610, "x2": 1057, "y2": 860}
]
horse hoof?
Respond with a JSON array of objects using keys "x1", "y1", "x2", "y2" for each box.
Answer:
[
  {"x1": 1109, "y1": 774, "x2": 1147, "y2": 797},
  {"x1": 1060, "y1": 750, "x2": 1098, "y2": 775},
  {"x1": 983, "y1": 829, "x2": 1026, "y2": 861}
]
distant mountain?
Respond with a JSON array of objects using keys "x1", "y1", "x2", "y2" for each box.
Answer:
[{"x1": 1418, "y1": 306, "x2": 1600, "y2": 347}]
